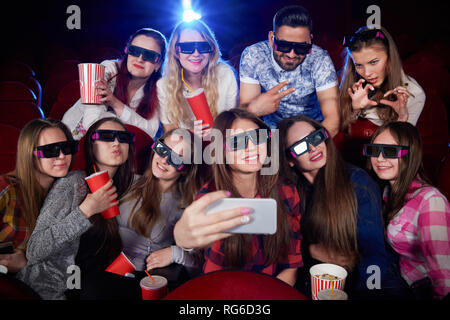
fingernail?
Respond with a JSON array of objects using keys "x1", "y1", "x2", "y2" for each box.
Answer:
[
  {"x1": 241, "y1": 215, "x2": 250, "y2": 223},
  {"x1": 241, "y1": 208, "x2": 250, "y2": 214},
  {"x1": 225, "y1": 191, "x2": 231, "y2": 196}
]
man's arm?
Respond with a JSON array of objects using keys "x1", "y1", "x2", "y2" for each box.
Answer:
[
  {"x1": 240, "y1": 81, "x2": 295, "y2": 117},
  {"x1": 317, "y1": 85, "x2": 340, "y2": 137}
]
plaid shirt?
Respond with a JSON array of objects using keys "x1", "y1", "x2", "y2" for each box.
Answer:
[
  {"x1": 198, "y1": 178, "x2": 303, "y2": 276},
  {"x1": 385, "y1": 180, "x2": 450, "y2": 299},
  {"x1": 0, "y1": 175, "x2": 28, "y2": 250}
]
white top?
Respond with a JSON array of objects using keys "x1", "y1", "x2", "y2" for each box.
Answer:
[
  {"x1": 157, "y1": 62, "x2": 238, "y2": 129},
  {"x1": 362, "y1": 74, "x2": 426, "y2": 126},
  {"x1": 62, "y1": 60, "x2": 160, "y2": 140}
]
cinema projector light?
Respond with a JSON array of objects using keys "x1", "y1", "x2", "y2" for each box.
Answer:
[
  {"x1": 182, "y1": 0, "x2": 201, "y2": 22},
  {"x1": 183, "y1": 9, "x2": 201, "y2": 22}
]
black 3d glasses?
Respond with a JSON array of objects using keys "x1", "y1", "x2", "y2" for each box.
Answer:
[
  {"x1": 127, "y1": 45, "x2": 161, "y2": 63},
  {"x1": 273, "y1": 38, "x2": 312, "y2": 55},
  {"x1": 226, "y1": 129, "x2": 271, "y2": 151},
  {"x1": 363, "y1": 144, "x2": 409, "y2": 159},
  {"x1": 175, "y1": 41, "x2": 213, "y2": 54},
  {"x1": 91, "y1": 130, "x2": 135, "y2": 144},
  {"x1": 34, "y1": 141, "x2": 78, "y2": 159},
  {"x1": 152, "y1": 139, "x2": 185, "y2": 171},
  {"x1": 288, "y1": 128, "x2": 328, "y2": 158}
]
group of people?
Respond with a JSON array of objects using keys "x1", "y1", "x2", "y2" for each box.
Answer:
[{"x1": 0, "y1": 5, "x2": 448, "y2": 300}]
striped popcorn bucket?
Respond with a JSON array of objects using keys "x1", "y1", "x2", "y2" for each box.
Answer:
[
  {"x1": 309, "y1": 263, "x2": 348, "y2": 300},
  {"x1": 78, "y1": 63, "x2": 105, "y2": 104}
]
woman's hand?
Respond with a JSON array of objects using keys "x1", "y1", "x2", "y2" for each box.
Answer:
[
  {"x1": 193, "y1": 120, "x2": 212, "y2": 140},
  {"x1": 96, "y1": 80, "x2": 125, "y2": 116},
  {"x1": 348, "y1": 79, "x2": 378, "y2": 110},
  {"x1": 0, "y1": 249, "x2": 27, "y2": 273},
  {"x1": 146, "y1": 247, "x2": 172, "y2": 270},
  {"x1": 380, "y1": 86, "x2": 411, "y2": 122},
  {"x1": 79, "y1": 179, "x2": 118, "y2": 218},
  {"x1": 173, "y1": 190, "x2": 251, "y2": 250}
]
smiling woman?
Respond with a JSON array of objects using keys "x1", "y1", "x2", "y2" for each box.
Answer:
[{"x1": 157, "y1": 20, "x2": 238, "y2": 134}]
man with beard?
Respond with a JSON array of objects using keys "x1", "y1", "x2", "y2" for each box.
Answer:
[{"x1": 239, "y1": 5, "x2": 340, "y2": 137}]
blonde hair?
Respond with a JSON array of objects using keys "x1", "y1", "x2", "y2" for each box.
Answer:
[
  {"x1": 15, "y1": 118, "x2": 74, "y2": 240},
  {"x1": 163, "y1": 20, "x2": 221, "y2": 127},
  {"x1": 339, "y1": 26, "x2": 407, "y2": 133}
]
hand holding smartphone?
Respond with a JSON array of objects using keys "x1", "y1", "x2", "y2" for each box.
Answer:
[{"x1": 205, "y1": 198, "x2": 277, "y2": 234}]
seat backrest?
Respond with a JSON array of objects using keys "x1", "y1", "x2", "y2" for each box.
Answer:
[
  {"x1": 164, "y1": 270, "x2": 308, "y2": 300},
  {"x1": 56, "y1": 80, "x2": 80, "y2": 104},
  {"x1": 0, "y1": 61, "x2": 35, "y2": 81},
  {"x1": 0, "y1": 81, "x2": 37, "y2": 102},
  {"x1": 0, "y1": 124, "x2": 20, "y2": 174},
  {"x1": 125, "y1": 124, "x2": 154, "y2": 175},
  {"x1": 0, "y1": 101, "x2": 43, "y2": 130},
  {"x1": 71, "y1": 136, "x2": 86, "y2": 171},
  {"x1": 48, "y1": 100, "x2": 75, "y2": 121}
]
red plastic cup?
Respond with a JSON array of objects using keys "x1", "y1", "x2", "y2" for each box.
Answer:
[
  {"x1": 185, "y1": 88, "x2": 214, "y2": 129},
  {"x1": 84, "y1": 170, "x2": 120, "y2": 219},
  {"x1": 140, "y1": 275, "x2": 168, "y2": 300},
  {"x1": 78, "y1": 63, "x2": 105, "y2": 104},
  {"x1": 105, "y1": 252, "x2": 136, "y2": 276}
]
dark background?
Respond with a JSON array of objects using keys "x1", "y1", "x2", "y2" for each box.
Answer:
[{"x1": 1, "y1": 0, "x2": 448, "y2": 76}]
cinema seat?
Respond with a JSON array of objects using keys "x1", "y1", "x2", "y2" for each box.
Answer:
[
  {"x1": 0, "y1": 81, "x2": 37, "y2": 103},
  {"x1": 164, "y1": 271, "x2": 308, "y2": 300},
  {"x1": 125, "y1": 124, "x2": 154, "y2": 175},
  {"x1": 0, "y1": 101, "x2": 44, "y2": 130},
  {"x1": 0, "y1": 124, "x2": 20, "y2": 174}
]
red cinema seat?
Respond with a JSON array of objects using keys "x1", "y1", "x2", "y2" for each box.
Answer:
[
  {"x1": 0, "y1": 101, "x2": 44, "y2": 130},
  {"x1": 71, "y1": 136, "x2": 86, "y2": 171},
  {"x1": 0, "y1": 81, "x2": 37, "y2": 103},
  {"x1": 0, "y1": 124, "x2": 20, "y2": 174},
  {"x1": 42, "y1": 59, "x2": 80, "y2": 115},
  {"x1": 164, "y1": 271, "x2": 308, "y2": 300},
  {"x1": 48, "y1": 100, "x2": 75, "y2": 121},
  {"x1": 125, "y1": 124, "x2": 154, "y2": 175},
  {"x1": 56, "y1": 80, "x2": 81, "y2": 105},
  {"x1": 0, "y1": 61, "x2": 35, "y2": 81},
  {"x1": 0, "y1": 273, "x2": 41, "y2": 300}
]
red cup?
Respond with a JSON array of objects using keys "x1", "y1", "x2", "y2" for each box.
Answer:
[
  {"x1": 140, "y1": 275, "x2": 168, "y2": 300},
  {"x1": 84, "y1": 170, "x2": 120, "y2": 219},
  {"x1": 78, "y1": 63, "x2": 105, "y2": 104},
  {"x1": 105, "y1": 252, "x2": 136, "y2": 276},
  {"x1": 185, "y1": 88, "x2": 214, "y2": 129}
]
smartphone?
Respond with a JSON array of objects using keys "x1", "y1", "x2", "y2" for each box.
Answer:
[
  {"x1": 205, "y1": 198, "x2": 277, "y2": 234},
  {"x1": 0, "y1": 241, "x2": 14, "y2": 254}
]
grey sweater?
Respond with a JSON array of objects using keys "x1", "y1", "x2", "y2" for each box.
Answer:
[
  {"x1": 117, "y1": 190, "x2": 203, "y2": 273},
  {"x1": 17, "y1": 171, "x2": 92, "y2": 300}
]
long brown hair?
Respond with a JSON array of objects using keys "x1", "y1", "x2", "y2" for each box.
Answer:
[
  {"x1": 83, "y1": 117, "x2": 135, "y2": 257},
  {"x1": 14, "y1": 118, "x2": 75, "y2": 241},
  {"x1": 111, "y1": 28, "x2": 167, "y2": 119},
  {"x1": 278, "y1": 115, "x2": 359, "y2": 266},
  {"x1": 124, "y1": 129, "x2": 203, "y2": 237},
  {"x1": 368, "y1": 122, "x2": 432, "y2": 224},
  {"x1": 339, "y1": 26, "x2": 406, "y2": 133},
  {"x1": 211, "y1": 108, "x2": 291, "y2": 267}
]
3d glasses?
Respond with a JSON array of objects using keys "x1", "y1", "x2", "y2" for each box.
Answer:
[
  {"x1": 226, "y1": 129, "x2": 271, "y2": 151},
  {"x1": 127, "y1": 45, "x2": 161, "y2": 63},
  {"x1": 175, "y1": 41, "x2": 213, "y2": 54},
  {"x1": 91, "y1": 130, "x2": 135, "y2": 144},
  {"x1": 363, "y1": 144, "x2": 409, "y2": 158},
  {"x1": 152, "y1": 139, "x2": 185, "y2": 171},
  {"x1": 287, "y1": 128, "x2": 328, "y2": 158},
  {"x1": 33, "y1": 141, "x2": 78, "y2": 159},
  {"x1": 273, "y1": 38, "x2": 312, "y2": 55}
]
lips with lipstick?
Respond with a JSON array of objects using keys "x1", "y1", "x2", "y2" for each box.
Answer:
[
  {"x1": 133, "y1": 64, "x2": 144, "y2": 69},
  {"x1": 310, "y1": 152, "x2": 323, "y2": 162}
]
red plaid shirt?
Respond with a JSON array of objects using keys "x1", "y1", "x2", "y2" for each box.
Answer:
[
  {"x1": 0, "y1": 175, "x2": 28, "y2": 250},
  {"x1": 198, "y1": 178, "x2": 303, "y2": 277}
]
